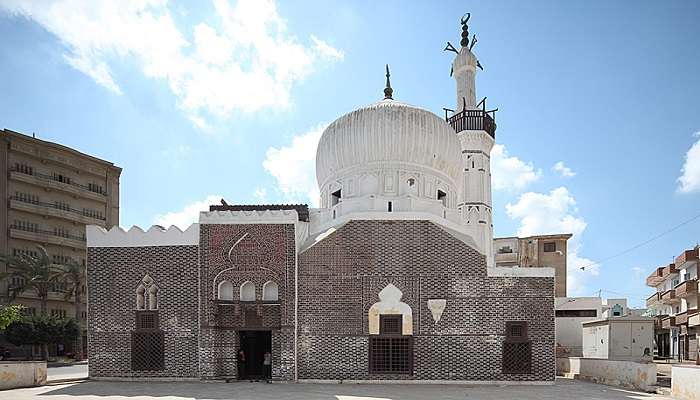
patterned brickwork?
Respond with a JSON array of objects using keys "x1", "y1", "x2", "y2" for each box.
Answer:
[
  {"x1": 87, "y1": 245, "x2": 199, "y2": 379},
  {"x1": 198, "y1": 223, "x2": 296, "y2": 380},
  {"x1": 297, "y1": 220, "x2": 555, "y2": 382}
]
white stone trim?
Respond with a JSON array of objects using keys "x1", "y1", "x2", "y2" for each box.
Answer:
[
  {"x1": 199, "y1": 209, "x2": 298, "y2": 224},
  {"x1": 487, "y1": 266, "x2": 555, "y2": 278},
  {"x1": 86, "y1": 224, "x2": 199, "y2": 248}
]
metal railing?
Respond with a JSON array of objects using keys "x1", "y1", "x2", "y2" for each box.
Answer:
[
  {"x1": 10, "y1": 196, "x2": 106, "y2": 221},
  {"x1": 10, "y1": 223, "x2": 86, "y2": 242},
  {"x1": 10, "y1": 168, "x2": 107, "y2": 196}
]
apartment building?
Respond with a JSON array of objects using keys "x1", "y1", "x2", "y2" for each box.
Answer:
[
  {"x1": 646, "y1": 245, "x2": 699, "y2": 361},
  {"x1": 494, "y1": 234, "x2": 572, "y2": 297},
  {"x1": 0, "y1": 128, "x2": 120, "y2": 356}
]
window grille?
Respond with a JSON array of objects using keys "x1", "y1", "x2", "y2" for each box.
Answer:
[
  {"x1": 380, "y1": 315, "x2": 402, "y2": 335},
  {"x1": 131, "y1": 330, "x2": 164, "y2": 371},
  {"x1": 369, "y1": 337, "x2": 413, "y2": 374},
  {"x1": 370, "y1": 314, "x2": 412, "y2": 374},
  {"x1": 503, "y1": 321, "x2": 531, "y2": 374},
  {"x1": 543, "y1": 242, "x2": 556, "y2": 252},
  {"x1": 136, "y1": 311, "x2": 159, "y2": 330}
]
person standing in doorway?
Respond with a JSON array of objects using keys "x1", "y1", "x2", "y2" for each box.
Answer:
[
  {"x1": 263, "y1": 351, "x2": 271, "y2": 381},
  {"x1": 237, "y1": 349, "x2": 246, "y2": 380}
]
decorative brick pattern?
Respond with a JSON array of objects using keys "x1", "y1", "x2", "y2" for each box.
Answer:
[
  {"x1": 87, "y1": 245, "x2": 199, "y2": 379},
  {"x1": 88, "y1": 218, "x2": 554, "y2": 382},
  {"x1": 297, "y1": 220, "x2": 554, "y2": 382}
]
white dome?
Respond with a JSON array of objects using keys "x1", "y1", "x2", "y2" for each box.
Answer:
[{"x1": 315, "y1": 99, "x2": 463, "y2": 191}]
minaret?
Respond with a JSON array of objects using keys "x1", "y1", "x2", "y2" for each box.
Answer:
[{"x1": 450, "y1": 14, "x2": 496, "y2": 267}]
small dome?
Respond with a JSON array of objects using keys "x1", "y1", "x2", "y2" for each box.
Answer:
[{"x1": 315, "y1": 99, "x2": 463, "y2": 190}]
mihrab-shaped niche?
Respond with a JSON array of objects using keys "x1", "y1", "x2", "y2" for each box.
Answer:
[
  {"x1": 368, "y1": 283, "x2": 412, "y2": 335},
  {"x1": 135, "y1": 273, "x2": 159, "y2": 310}
]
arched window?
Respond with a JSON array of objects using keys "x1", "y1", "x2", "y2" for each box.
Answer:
[
  {"x1": 136, "y1": 285, "x2": 146, "y2": 310},
  {"x1": 147, "y1": 285, "x2": 159, "y2": 310},
  {"x1": 240, "y1": 281, "x2": 255, "y2": 302},
  {"x1": 136, "y1": 274, "x2": 159, "y2": 310},
  {"x1": 262, "y1": 281, "x2": 279, "y2": 301},
  {"x1": 218, "y1": 281, "x2": 234, "y2": 301}
]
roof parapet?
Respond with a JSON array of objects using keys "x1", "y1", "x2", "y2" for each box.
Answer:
[{"x1": 86, "y1": 224, "x2": 199, "y2": 248}]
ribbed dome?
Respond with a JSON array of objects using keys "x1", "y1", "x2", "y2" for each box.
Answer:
[{"x1": 315, "y1": 99, "x2": 463, "y2": 189}]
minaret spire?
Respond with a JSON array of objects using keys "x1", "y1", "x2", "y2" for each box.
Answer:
[
  {"x1": 383, "y1": 64, "x2": 393, "y2": 100},
  {"x1": 460, "y1": 13, "x2": 470, "y2": 48}
]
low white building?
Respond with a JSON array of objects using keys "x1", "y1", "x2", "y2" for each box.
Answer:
[
  {"x1": 581, "y1": 316, "x2": 654, "y2": 361},
  {"x1": 555, "y1": 297, "x2": 637, "y2": 356}
]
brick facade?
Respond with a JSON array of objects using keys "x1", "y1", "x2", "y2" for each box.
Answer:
[
  {"x1": 297, "y1": 220, "x2": 554, "y2": 382},
  {"x1": 87, "y1": 245, "x2": 199, "y2": 379},
  {"x1": 87, "y1": 219, "x2": 554, "y2": 382}
]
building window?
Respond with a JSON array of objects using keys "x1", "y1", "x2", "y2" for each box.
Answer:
[
  {"x1": 262, "y1": 281, "x2": 279, "y2": 301},
  {"x1": 503, "y1": 321, "x2": 531, "y2": 374},
  {"x1": 498, "y1": 246, "x2": 513, "y2": 254},
  {"x1": 543, "y1": 242, "x2": 556, "y2": 252},
  {"x1": 14, "y1": 162, "x2": 34, "y2": 175},
  {"x1": 50, "y1": 309, "x2": 67, "y2": 318},
  {"x1": 132, "y1": 310, "x2": 164, "y2": 371},
  {"x1": 387, "y1": 201, "x2": 392, "y2": 212},
  {"x1": 369, "y1": 314, "x2": 413, "y2": 374},
  {"x1": 555, "y1": 309, "x2": 597, "y2": 318},
  {"x1": 407, "y1": 178, "x2": 415, "y2": 187},
  {"x1": 240, "y1": 281, "x2": 255, "y2": 302},
  {"x1": 218, "y1": 280, "x2": 234, "y2": 301},
  {"x1": 81, "y1": 311, "x2": 87, "y2": 320},
  {"x1": 437, "y1": 190, "x2": 447, "y2": 206},
  {"x1": 331, "y1": 189, "x2": 341, "y2": 206}
]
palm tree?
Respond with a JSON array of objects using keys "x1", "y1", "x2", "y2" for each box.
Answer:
[
  {"x1": 60, "y1": 260, "x2": 85, "y2": 360},
  {"x1": 0, "y1": 245, "x2": 62, "y2": 359}
]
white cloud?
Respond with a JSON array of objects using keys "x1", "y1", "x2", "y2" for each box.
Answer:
[
  {"x1": 153, "y1": 194, "x2": 222, "y2": 229},
  {"x1": 262, "y1": 123, "x2": 325, "y2": 206},
  {"x1": 491, "y1": 144, "x2": 541, "y2": 191},
  {"x1": 506, "y1": 187, "x2": 598, "y2": 296},
  {"x1": 253, "y1": 187, "x2": 268, "y2": 202},
  {"x1": 677, "y1": 132, "x2": 700, "y2": 193},
  {"x1": 553, "y1": 161, "x2": 576, "y2": 178},
  {"x1": 631, "y1": 266, "x2": 644, "y2": 279},
  {"x1": 0, "y1": 0, "x2": 343, "y2": 127}
]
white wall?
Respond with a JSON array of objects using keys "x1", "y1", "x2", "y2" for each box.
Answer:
[
  {"x1": 0, "y1": 362, "x2": 46, "y2": 390},
  {"x1": 557, "y1": 357, "x2": 656, "y2": 392},
  {"x1": 582, "y1": 318, "x2": 654, "y2": 361},
  {"x1": 672, "y1": 365, "x2": 700, "y2": 400}
]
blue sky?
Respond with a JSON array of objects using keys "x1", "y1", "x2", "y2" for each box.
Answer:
[{"x1": 1, "y1": 1, "x2": 699, "y2": 304}]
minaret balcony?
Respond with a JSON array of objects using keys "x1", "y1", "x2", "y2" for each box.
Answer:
[{"x1": 447, "y1": 109, "x2": 496, "y2": 138}]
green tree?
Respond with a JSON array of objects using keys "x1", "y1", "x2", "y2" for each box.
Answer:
[
  {"x1": 0, "y1": 246, "x2": 62, "y2": 315},
  {"x1": 4, "y1": 315, "x2": 80, "y2": 360},
  {"x1": 60, "y1": 260, "x2": 85, "y2": 360},
  {"x1": 0, "y1": 246, "x2": 63, "y2": 359},
  {"x1": 0, "y1": 304, "x2": 24, "y2": 330}
]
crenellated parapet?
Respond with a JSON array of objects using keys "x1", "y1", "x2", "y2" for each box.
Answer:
[
  {"x1": 86, "y1": 224, "x2": 199, "y2": 247},
  {"x1": 199, "y1": 209, "x2": 300, "y2": 225}
]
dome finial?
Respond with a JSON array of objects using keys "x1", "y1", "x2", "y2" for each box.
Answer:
[{"x1": 383, "y1": 64, "x2": 393, "y2": 100}]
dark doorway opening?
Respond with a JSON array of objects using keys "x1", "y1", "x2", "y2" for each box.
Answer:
[{"x1": 238, "y1": 330, "x2": 271, "y2": 380}]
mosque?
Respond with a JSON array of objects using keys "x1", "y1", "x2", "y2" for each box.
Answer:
[{"x1": 86, "y1": 16, "x2": 555, "y2": 382}]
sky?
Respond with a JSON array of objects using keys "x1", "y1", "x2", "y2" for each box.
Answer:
[{"x1": 1, "y1": 0, "x2": 699, "y2": 305}]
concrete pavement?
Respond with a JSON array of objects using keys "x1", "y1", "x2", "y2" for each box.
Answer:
[
  {"x1": 0, "y1": 378, "x2": 670, "y2": 400},
  {"x1": 47, "y1": 363, "x2": 88, "y2": 382}
]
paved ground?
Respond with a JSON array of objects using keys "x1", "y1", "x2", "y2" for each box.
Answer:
[
  {"x1": 47, "y1": 363, "x2": 88, "y2": 382},
  {"x1": 0, "y1": 378, "x2": 669, "y2": 400}
]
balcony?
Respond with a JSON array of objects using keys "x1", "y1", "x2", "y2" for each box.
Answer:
[
  {"x1": 661, "y1": 316, "x2": 675, "y2": 329},
  {"x1": 689, "y1": 313, "x2": 700, "y2": 327},
  {"x1": 662, "y1": 263, "x2": 678, "y2": 278},
  {"x1": 675, "y1": 279, "x2": 698, "y2": 298},
  {"x1": 646, "y1": 267, "x2": 665, "y2": 286},
  {"x1": 660, "y1": 289, "x2": 678, "y2": 304},
  {"x1": 9, "y1": 197, "x2": 106, "y2": 226},
  {"x1": 646, "y1": 292, "x2": 661, "y2": 308},
  {"x1": 674, "y1": 309, "x2": 699, "y2": 326},
  {"x1": 447, "y1": 108, "x2": 496, "y2": 138},
  {"x1": 653, "y1": 314, "x2": 669, "y2": 330},
  {"x1": 9, "y1": 169, "x2": 107, "y2": 203},
  {"x1": 675, "y1": 248, "x2": 699, "y2": 269},
  {"x1": 9, "y1": 225, "x2": 86, "y2": 250}
]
